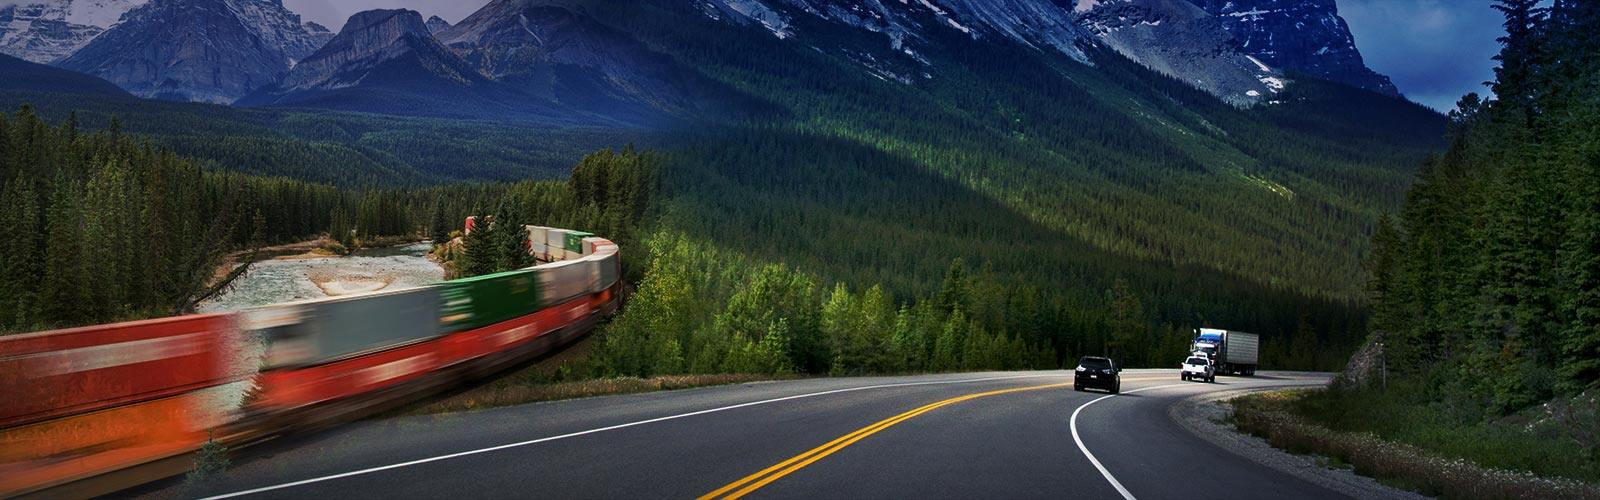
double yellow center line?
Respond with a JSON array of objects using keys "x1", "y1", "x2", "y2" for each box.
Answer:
[{"x1": 698, "y1": 376, "x2": 1166, "y2": 500}]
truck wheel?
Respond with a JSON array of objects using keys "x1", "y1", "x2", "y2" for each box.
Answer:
[
  {"x1": 1074, "y1": 384, "x2": 1083, "y2": 392},
  {"x1": 1182, "y1": 374, "x2": 1188, "y2": 381}
]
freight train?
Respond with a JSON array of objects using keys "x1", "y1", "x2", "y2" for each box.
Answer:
[{"x1": 0, "y1": 223, "x2": 621, "y2": 498}]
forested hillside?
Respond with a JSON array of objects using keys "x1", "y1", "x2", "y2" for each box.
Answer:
[
  {"x1": 1365, "y1": 0, "x2": 1600, "y2": 414},
  {"x1": 533, "y1": 0, "x2": 1446, "y2": 371},
  {"x1": 0, "y1": 91, "x2": 640, "y2": 188},
  {"x1": 0, "y1": 106, "x2": 341, "y2": 331}
]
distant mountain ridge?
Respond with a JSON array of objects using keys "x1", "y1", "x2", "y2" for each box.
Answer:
[
  {"x1": 235, "y1": 9, "x2": 529, "y2": 120},
  {"x1": 0, "y1": 52, "x2": 130, "y2": 96},
  {"x1": 56, "y1": 0, "x2": 333, "y2": 104},
  {"x1": 242, "y1": 2, "x2": 761, "y2": 126},
  {"x1": 8, "y1": 0, "x2": 1406, "y2": 122}
]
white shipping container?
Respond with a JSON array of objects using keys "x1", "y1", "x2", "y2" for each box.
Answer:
[
  {"x1": 525, "y1": 225, "x2": 549, "y2": 245},
  {"x1": 546, "y1": 229, "x2": 570, "y2": 249},
  {"x1": 538, "y1": 260, "x2": 591, "y2": 305}
]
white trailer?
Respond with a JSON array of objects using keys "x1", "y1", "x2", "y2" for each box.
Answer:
[{"x1": 1192, "y1": 328, "x2": 1260, "y2": 376}]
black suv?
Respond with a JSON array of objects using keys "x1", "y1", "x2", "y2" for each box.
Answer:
[{"x1": 1074, "y1": 356, "x2": 1121, "y2": 394}]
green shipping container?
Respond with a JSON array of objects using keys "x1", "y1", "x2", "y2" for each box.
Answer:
[
  {"x1": 564, "y1": 231, "x2": 593, "y2": 253},
  {"x1": 437, "y1": 268, "x2": 544, "y2": 333}
]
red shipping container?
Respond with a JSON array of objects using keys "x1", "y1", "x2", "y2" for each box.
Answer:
[
  {"x1": 0, "y1": 314, "x2": 241, "y2": 429},
  {"x1": 254, "y1": 300, "x2": 595, "y2": 411}
]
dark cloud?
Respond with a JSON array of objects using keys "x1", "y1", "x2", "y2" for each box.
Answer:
[
  {"x1": 1339, "y1": 0, "x2": 1505, "y2": 112},
  {"x1": 283, "y1": 0, "x2": 489, "y2": 30}
]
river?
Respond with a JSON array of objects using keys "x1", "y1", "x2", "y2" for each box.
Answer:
[{"x1": 197, "y1": 243, "x2": 445, "y2": 313}]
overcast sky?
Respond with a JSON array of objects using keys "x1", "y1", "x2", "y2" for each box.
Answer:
[
  {"x1": 283, "y1": 0, "x2": 489, "y2": 28},
  {"x1": 1340, "y1": 0, "x2": 1505, "y2": 112},
  {"x1": 280, "y1": 0, "x2": 1504, "y2": 112}
]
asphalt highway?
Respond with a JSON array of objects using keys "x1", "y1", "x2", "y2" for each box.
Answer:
[{"x1": 139, "y1": 370, "x2": 1337, "y2": 500}]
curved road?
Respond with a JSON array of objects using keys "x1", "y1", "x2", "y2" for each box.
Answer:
[{"x1": 137, "y1": 370, "x2": 1336, "y2": 500}]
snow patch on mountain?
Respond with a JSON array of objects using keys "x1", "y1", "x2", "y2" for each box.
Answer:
[
  {"x1": 1243, "y1": 54, "x2": 1271, "y2": 72},
  {"x1": 703, "y1": 0, "x2": 793, "y2": 39},
  {"x1": 702, "y1": 0, "x2": 1090, "y2": 65},
  {"x1": 62, "y1": 0, "x2": 143, "y2": 27}
]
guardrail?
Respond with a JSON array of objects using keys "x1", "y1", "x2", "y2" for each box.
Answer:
[{"x1": 0, "y1": 223, "x2": 621, "y2": 498}]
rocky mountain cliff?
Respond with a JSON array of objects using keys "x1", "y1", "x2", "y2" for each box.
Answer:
[
  {"x1": 1187, "y1": 0, "x2": 1397, "y2": 95},
  {"x1": 56, "y1": 0, "x2": 333, "y2": 103},
  {"x1": 425, "y1": 15, "x2": 450, "y2": 33},
  {"x1": 236, "y1": 9, "x2": 513, "y2": 116},
  {"x1": 265, "y1": 9, "x2": 479, "y2": 92},
  {"x1": 697, "y1": 0, "x2": 1393, "y2": 104},
  {"x1": 1076, "y1": 0, "x2": 1283, "y2": 104},
  {"x1": 0, "y1": 0, "x2": 144, "y2": 63},
  {"x1": 436, "y1": 0, "x2": 726, "y2": 121}
]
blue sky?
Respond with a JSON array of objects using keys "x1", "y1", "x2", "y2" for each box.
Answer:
[
  {"x1": 1339, "y1": 0, "x2": 1506, "y2": 112},
  {"x1": 285, "y1": 0, "x2": 1505, "y2": 113}
]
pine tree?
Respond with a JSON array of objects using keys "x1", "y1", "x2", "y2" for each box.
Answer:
[
  {"x1": 1490, "y1": 0, "x2": 1548, "y2": 125},
  {"x1": 460, "y1": 212, "x2": 496, "y2": 278},
  {"x1": 937, "y1": 258, "x2": 969, "y2": 314},
  {"x1": 490, "y1": 201, "x2": 529, "y2": 273},
  {"x1": 39, "y1": 172, "x2": 88, "y2": 326},
  {"x1": 0, "y1": 177, "x2": 40, "y2": 329},
  {"x1": 1108, "y1": 278, "x2": 1146, "y2": 365},
  {"x1": 429, "y1": 196, "x2": 450, "y2": 245}
]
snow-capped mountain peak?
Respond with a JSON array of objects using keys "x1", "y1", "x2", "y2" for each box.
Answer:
[
  {"x1": 0, "y1": 0, "x2": 145, "y2": 62},
  {"x1": 696, "y1": 0, "x2": 1396, "y2": 105},
  {"x1": 57, "y1": 0, "x2": 335, "y2": 103}
]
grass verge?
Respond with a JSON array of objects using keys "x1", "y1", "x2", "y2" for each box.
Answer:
[{"x1": 1230, "y1": 391, "x2": 1600, "y2": 500}]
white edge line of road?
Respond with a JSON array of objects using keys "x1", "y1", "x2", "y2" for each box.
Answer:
[
  {"x1": 1069, "y1": 382, "x2": 1191, "y2": 500},
  {"x1": 1068, "y1": 377, "x2": 1334, "y2": 500},
  {"x1": 202, "y1": 372, "x2": 1077, "y2": 499}
]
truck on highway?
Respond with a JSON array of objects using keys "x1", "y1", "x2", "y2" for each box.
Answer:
[{"x1": 1192, "y1": 328, "x2": 1259, "y2": 376}]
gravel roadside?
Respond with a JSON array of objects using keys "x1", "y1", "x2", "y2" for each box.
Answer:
[{"x1": 1169, "y1": 388, "x2": 1431, "y2": 500}]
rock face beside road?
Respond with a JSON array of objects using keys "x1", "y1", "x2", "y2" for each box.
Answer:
[{"x1": 1336, "y1": 332, "x2": 1385, "y2": 388}]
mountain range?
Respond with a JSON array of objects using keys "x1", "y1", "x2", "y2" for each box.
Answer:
[
  {"x1": 2, "y1": 0, "x2": 1406, "y2": 122},
  {"x1": 237, "y1": 2, "x2": 747, "y2": 126}
]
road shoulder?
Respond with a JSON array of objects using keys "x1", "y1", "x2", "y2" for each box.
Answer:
[{"x1": 1168, "y1": 388, "x2": 1429, "y2": 500}]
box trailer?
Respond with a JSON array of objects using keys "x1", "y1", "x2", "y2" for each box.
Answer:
[{"x1": 1192, "y1": 328, "x2": 1259, "y2": 376}]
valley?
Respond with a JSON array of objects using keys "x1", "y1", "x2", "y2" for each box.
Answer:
[{"x1": 8, "y1": 1, "x2": 1592, "y2": 497}]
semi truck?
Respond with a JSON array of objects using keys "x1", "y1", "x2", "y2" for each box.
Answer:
[{"x1": 1192, "y1": 328, "x2": 1259, "y2": 376}]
